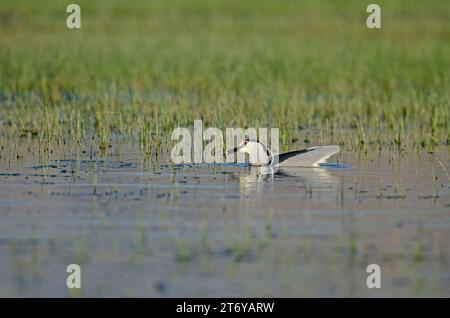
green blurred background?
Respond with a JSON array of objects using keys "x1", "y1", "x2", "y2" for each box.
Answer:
[{"x1": 0, "y1": 0, "x2": 449, "y2": 151}]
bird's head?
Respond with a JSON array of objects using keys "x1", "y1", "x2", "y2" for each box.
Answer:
[
  {"x1": 227, "y1": 136, "x2": 252, "y2": 155},
  {"x1": 227, "y1": 136, "x2": 271, "y2": 165}
]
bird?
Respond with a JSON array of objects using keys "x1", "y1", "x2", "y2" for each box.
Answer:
[{"x1": 227, "y1": 136, "x2": 340, "y2": 167}]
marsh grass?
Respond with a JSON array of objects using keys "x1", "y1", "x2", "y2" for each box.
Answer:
[{"x1": 0, "y1": 0, "x2": 449, "y2": 160}]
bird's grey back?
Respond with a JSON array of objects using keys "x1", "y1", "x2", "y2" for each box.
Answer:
[{"x1": 274, "y1": 145, "x2": 340, "y2": 167}]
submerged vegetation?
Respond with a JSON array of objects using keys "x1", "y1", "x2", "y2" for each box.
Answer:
[{"x1": 0, "y1": 0, "x2": 449, "y2": 159}]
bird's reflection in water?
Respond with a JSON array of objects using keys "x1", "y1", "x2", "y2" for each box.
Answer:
[{"x1": 239, "y1": 166, "x2": 338, "y2": 197}]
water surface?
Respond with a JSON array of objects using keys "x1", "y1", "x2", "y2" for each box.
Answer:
[{"x1": 0, "y1": 142, "x2": 449, "y2": 297}]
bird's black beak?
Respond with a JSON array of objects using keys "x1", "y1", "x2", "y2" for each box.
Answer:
[{"x1": 226, "y1": 145, "x2": 243, "y2": 155}]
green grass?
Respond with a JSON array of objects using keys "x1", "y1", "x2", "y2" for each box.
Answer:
[{"x1": 0, "y1": 0, "x2": 449, "y2": 157}]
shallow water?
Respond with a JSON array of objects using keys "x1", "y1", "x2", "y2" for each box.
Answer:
[{"x1": 0, "y1": 142, "x2": 449, "y2": 297}]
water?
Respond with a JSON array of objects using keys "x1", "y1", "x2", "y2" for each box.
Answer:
[{"x1": 0, "y1": 142, "x2": 449, "y2": 297}]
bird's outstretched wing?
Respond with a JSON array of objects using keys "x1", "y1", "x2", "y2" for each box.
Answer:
[{"x1": 274, "y1": 145, "x2": 340, "y2": 167}]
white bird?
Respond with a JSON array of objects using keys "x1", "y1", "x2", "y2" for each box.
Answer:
[{"x1": 227, "y1": 137, "x2": 340, "y2": 167}]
